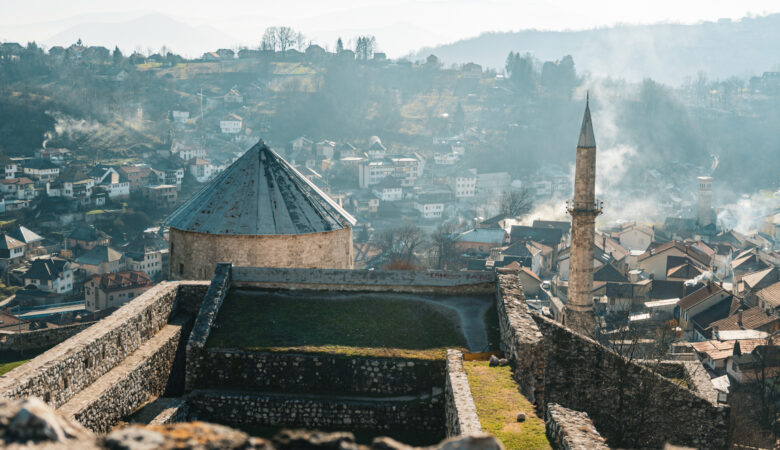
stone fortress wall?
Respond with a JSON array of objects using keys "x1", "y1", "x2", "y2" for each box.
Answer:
[
  {"x1": 168, "y1": 227, "x2": 354, "y2": 280},
  {"x1": 184, "y1": 264, "x2": 496, "y2": 441},
  {"x1": 495, "y1": 272, "x2": 730, "y2": 449},
  {"x1": 0, "y1": 280, "x2": 209, "y2": 433},
  {"x1": 444, "y1": 350, "x2": 481, "y2": 437},
  {"x1": 0, "y1": 265, "x2": 733, "y2": 448},
  {"x1": 0, "y1": 322, "x2": 95, "y2": 352}
]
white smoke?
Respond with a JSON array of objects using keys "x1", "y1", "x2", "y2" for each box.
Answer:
[
  {"x1": 52, "y1": 114, "x2": 102, "y2": 138},
  {"x1": 685, "y1": 270, "x2": 714, "y2": 287},
  {"x1": 717, "y1": 191, "x2": 778, "y2": 234}
]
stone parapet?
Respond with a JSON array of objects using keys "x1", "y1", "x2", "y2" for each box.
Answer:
[
  {"x1": 444, "y1": 350, "x2": 481, "y2": 437},
  {"x1": 0, "y1": 322, "x2": 94, "y2": 352},
  {"x1": 495, "y1": 273, "x2": 545, "y2": 412},
  {"x1": 58, "y1": 320, "x2": 184, "y2": 433},
  {"x1": 0, "y1": 282, "x2": 182, "y2": 408},
  {"x1": 185, "y1": 263, "x2": 231, "y2": 392},
  {"x1": 545, "y1": 403, "x2": 609, "y2": 450}
]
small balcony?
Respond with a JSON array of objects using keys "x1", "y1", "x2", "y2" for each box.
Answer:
[{"x1": 566, "y1": 199, "x2": 603, "y2": 215}]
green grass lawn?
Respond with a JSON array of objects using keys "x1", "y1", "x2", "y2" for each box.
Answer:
[
  {"x1": 206, "y1": 289, "x2": 468, "y2": 360},
  {"x1": 0, "y1": 359, "x2": 29, "y2": 376},
  {"x1": 464, "y1": 361, "x2": 551, "y2": 450}
]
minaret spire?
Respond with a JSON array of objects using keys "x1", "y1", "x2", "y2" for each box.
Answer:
[{"x1": 565, "y1": 96, "x2": 602, "y2": 335}]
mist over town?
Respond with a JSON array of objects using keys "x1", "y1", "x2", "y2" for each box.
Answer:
[{"x1": 0, "y1": 2, "x2": 779, "y2": 449}]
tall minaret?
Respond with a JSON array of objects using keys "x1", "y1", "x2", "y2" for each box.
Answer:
[{"x1": 565, "y1": 95, "x2": 601, "y2": 335}]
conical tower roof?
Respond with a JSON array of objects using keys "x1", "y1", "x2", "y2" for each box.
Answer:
[
  {"x1": 577, "y1": 97, "x2": 596, "y2": 149},
  {"x1": 166, "y1": 140, "x2": 355, "y2": 235}
]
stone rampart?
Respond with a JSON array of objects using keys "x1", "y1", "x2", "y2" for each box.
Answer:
[
  {"x1": 0, "y1": 322, "x2": 95, "y2": 352},
  {"x1": 231, "y1": 266, "x2": 496, "y2": 294},
  {"x1": 0, "y1": 282, "x2": 183, "y2": 408},
  {"x1": 494, "y1": 272, "x2": 730, "y2": 448},
  {"x1": 444, "y1": 350, "x2": 481, "y2": 437},
  {"x1": 532, "y1": 314, "x2": 729, "y2": 448},
  {"x1": 189, "y1": 349, "x2": 444, "y2": 396},
  {"x1": 494, "y1": 273, "x2": 545, "y2": 412},
  {"x1": 187, "y1": 389, "x2": 444, "y2": 434},
  {"x1": 545, "y1": 403, "x2": 608, "y2": 450},
  {"x1": 58, "y1": 320, "x2": 184, "y2": 433},
  {"x1": 185, "y1": 263, "x2": 231, "y2": 392}
]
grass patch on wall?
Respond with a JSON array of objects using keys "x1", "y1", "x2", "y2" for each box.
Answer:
[
  {"x1": 464, "y1": 361, "x2": 551, "y2": 450},
  {"x1": 0, "y1": 359, "x2": 29, "y2": 376},
  {"x1": 206, "y1": 289, "x2": 468, "y2": 360}
]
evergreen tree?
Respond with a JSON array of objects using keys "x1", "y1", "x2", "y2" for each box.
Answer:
[{"x1": 336, "y1": 37, "x2": 344, "y2": 54}]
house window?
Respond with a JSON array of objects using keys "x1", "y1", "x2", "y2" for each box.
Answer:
[{"x1": 179, "y1": 264, "x2": 184, "y2": 276}]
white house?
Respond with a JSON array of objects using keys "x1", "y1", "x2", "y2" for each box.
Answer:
[
  {"x1": 434, "y1": 151, "x2": 459, "y2": 165},
  {"x1": 189, "y1": 158, "x2": 219, "y2": 183},
  {"x1": 450, "y1": 171, "x2": 477, "y2": 198},
  {"x1": 171, "y1": 110, "x2": 190, "y2": 123},
  {"x1": 414, "y1": 194, "x2": 445, "y2": 219},
  {"x1": 372, "y1": 177, "x2": 403, "y2": 202},
  {"x1": 171, "y1": 140, "x2": 207, "y2": 161},
  {"x1": 616, "y1": 224, "x2": 654, "y2": 252},
  {"x1": 220, "y1": 114, "x2": 243, "y2": 134},
  {"x1": 359, "y1": 161, "x2": 393, "y2": 188},
  {"x1": 24, "y1": 257, "x2": 73, "y2": 294}
]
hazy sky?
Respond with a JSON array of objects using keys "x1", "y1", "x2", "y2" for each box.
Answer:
[{"x1": 3, "y1": 0, "x2": 780, "y2": 56}]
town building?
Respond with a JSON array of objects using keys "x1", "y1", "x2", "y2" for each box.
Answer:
[
  {"x1": 74, "y1": 245, "x2": 126, "y2": 275},
  {"x1": 67, "y1": 225, "x2": 110, "y2": 253},
  {"x1": 0, "y1": 234, "x2": 25, "y2": 269},
  {"x1": 84, "y1": 271, "x2": 153, "y2": 312},
  {"x1": 166, "y1": 140, "x2": 356, "y2": 280},
  {"x1": 123, "y1": 232, "x2": 168, "y2": 281},
  {"x1": 22, "y1": 158, "x2": 60, "y2": 182},
  {"x1": 23, "y1": 257, "x2": 73, "y2": 294},
  {"x1": 220, "y1": 114, "x2": 243, "y2": 134},
  {"x1": 142, "y1": 185, "x2": 178, "y2": 208}
]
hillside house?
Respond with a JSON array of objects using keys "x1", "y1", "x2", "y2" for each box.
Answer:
[
  {"x1": 23, "y1": 257, "x2": 73, "y2": 294},
  {"x1": 220, "y1": 114, "x2": 243, "y2": 134},
  {"x1": 75, "y1": 245, "x2": 126, "y2": 276},
  {"x1": 0, "y1": 234, "x2": 25, "y2": 269},
  {"x1": 85, "y1": 271, "x2": 153, "y2": 312},
  {"x1": 22, "y1": 159, "x2": 60, "y2": 182},
  {"x1": 455, "y1": 228, "x2": 507, "y2": 253}
]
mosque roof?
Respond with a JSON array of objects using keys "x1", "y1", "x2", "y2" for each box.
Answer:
[
  {"x1": 578, "y1": 97, "x2": 596, "y2": 149},
  {"x1": 166, "y1": 140, "x2": 356, "y2": 236}
]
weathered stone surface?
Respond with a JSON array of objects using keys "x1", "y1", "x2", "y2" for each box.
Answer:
[
  {"x1": 187, "y1": 389, "x2": 444, "y2": 434},
  {"x1": 0, "y1": 398, "x2": 92, "y2": 443},
  {"x1": 437, "y1": 434, "x2": 504, "y2": 450},
  {"x1": 515, "y1": 412, "x2": 525, "y2": 422},
  {"x1": 545, "y1": 404, "x2": 608, "y2": 450},
  {"x1": 497, "y1": 359, "x2": 508, "y2": 367},
  {"x1": 169, "y1": 226, "x2": 354, "y2": 281},
  {"x1": 189, "y1": 349, "x2": 445, "y2": 397},
  {"x1": 444, "y1": 350, "x2": 481, "y2": 437},
  {"x1": 487, "y1": 355, "x2": 498, "y2": 367},
  {"x1": 0, "y1": 322, "x2": 95, "y2": 353}
]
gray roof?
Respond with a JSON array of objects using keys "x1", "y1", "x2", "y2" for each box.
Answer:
[
  {"x1": 577, "y1": 98, "x2": 596, "y2": 149},
  {"x1": 8, "y1": 226, "x2": 43, "y2": 244},
  {"x1": 166, "y1": 140, "x2": 356, "y2": 235},
  {"x1": 75, "y1": 245, "x2": 123, "y2": 265}
]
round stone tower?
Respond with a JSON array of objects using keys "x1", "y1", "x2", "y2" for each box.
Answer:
[
  {"x1": 697, "y1": 176, "x2": 713, "y2": 227},
  {"x1": 166, "y1": 140, "x2": 356, "y2": 280}
]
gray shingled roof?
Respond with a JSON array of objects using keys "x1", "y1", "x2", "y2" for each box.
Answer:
[
  {"x1": 166, "y1": 140, "x2": 356, "y2": 236},
  {"x1": 577, "y1": 99, "x2": 596, "y2": 149}
]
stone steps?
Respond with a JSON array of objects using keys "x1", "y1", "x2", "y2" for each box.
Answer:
[
  {"x1": 130, "y1": 397, "x2": 188, "y2": 425},
  {"x1": 57, "y1": 320, "x2": 184, "y2": 433}
]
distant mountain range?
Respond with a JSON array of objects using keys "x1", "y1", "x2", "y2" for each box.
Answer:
[
  {"x1": 411, "y1": 14, "x2": 780, "y2": 84},
  {"x1": 43, "y1": 14, "x2": 234, "y2": 57}
]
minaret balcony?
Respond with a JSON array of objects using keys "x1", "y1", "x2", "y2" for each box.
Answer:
[{"x1": 566, "y1": 199, "x2": 603, "y2": 215}]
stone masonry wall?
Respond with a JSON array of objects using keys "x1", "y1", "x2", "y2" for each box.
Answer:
[
  {"x1": 0, "y1": 322, "x2": 95, "y2": 352},
  {"x1": 59, "y1": 320, "x2": 184, "y2": 433},
  {"x1": 532, "y1": 313, "x2": 729, "y2": 448},
  {"x1": 0, "y1": 282, "x2": 182, "y2": 408},
  {"x1": 185, "y1": 263, "x2": 231, "y2": 392},
  {"x1": 189, "y1": 349, "x2": 444, "y2": 396},
  {"x1": 494, "y1": 273, "x2": 545, "y2": 413},
  {"x1": 169, "y1": 226, "x2": 354, "y2": 280},
  {"x1": 545, "y1": 403, "x2": 608, "y2": 450},
  {"x1": 230, "y1": 266, "x2": 496, "y2": 294},
  {"x1": 444, "y1": 350, "x2": 481, "y2": 437},
  {"x1": 187, "y1": 389, "x2": 444, "y2": 434}
]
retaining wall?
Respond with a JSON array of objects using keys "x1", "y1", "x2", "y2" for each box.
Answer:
[
  {"x1": 0, "y1": 322, "x2": 95, "y2": 352},
  {"x1": 444, "y1": 350, "x2": 481, "y2": 437},
  {"x1": 187, "y1": 389, "x2": 444, "y2": 434},
  {"x1": 189, "y1": 349, "x2": 445, "y2": 396}
]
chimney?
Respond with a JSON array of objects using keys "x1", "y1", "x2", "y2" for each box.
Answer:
[
  {"x1": 738, "y1": 310, "x2": 743, "y2": 328},
  {"x1": 713, "y1": 326, "x2": 719, "y2": 340}
]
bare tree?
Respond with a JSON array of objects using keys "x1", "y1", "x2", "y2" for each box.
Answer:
[
  {"x1": 500, "y1": 188, "x2": 532, "y2": 217},
  {"x1": 261, "y1": 28, "x2": 278, "y2": 51},
  {"x1": 376, "y1": 224, "x2": 426, "y2": 265},
  {"x1": 430, "y1": 222, "x2": 461, "y2": 270},
  {"x1": 276, "y1": 27, "x2": 295, "y2": 53}
]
